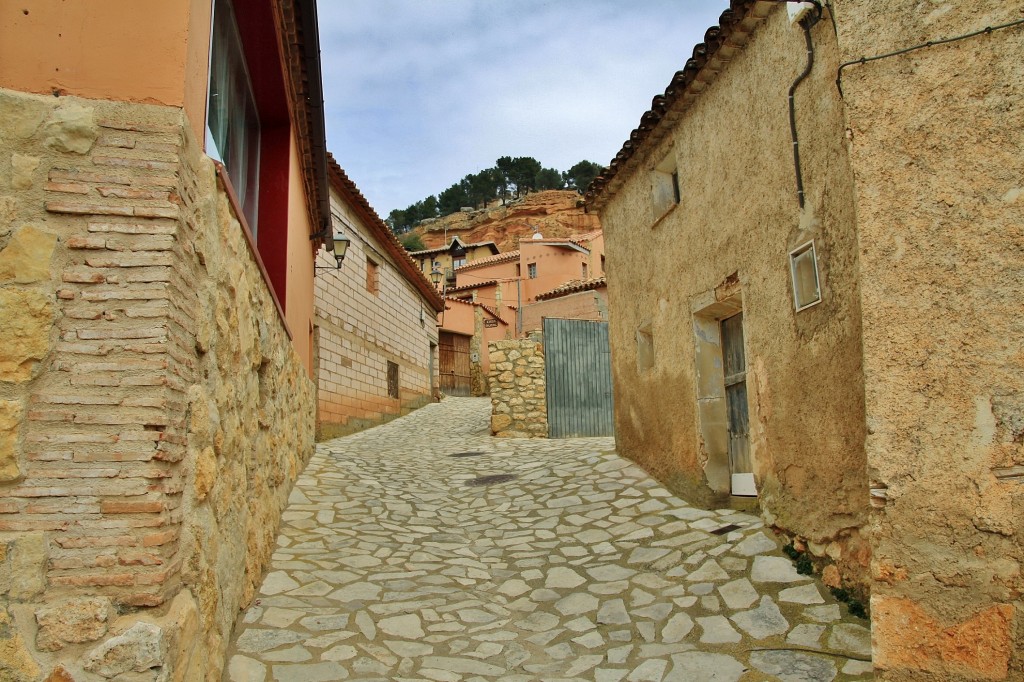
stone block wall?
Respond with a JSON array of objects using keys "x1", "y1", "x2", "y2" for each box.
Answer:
[
  {"x1": 314, "y1": 190, "x2": 438, "y2": 440},
  {"x1": 488, "y1": 339, "x2": 547, "y2": 438},
  {"x1": 0, "y1": 89, "x2": 314, "y2": 681}
]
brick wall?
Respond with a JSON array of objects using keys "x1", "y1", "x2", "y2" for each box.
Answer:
[
  {"x1": 520, "y1": 288, "x2": 608, "y2": 335},
  {"x1": 314, "y1": 189, "x2": 439, "y2": 439},
  {"x1": 0, "y1": 89, "x2": 314, "y2": 680}
]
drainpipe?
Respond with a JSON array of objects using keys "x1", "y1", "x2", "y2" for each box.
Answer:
[{"x1": 787, "y1": 2, "x2": 823, "y2": 209}]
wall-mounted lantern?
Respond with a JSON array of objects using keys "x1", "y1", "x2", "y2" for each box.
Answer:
[{"x1": 314, "y1": 232, "x2": 350, "y2": 276}]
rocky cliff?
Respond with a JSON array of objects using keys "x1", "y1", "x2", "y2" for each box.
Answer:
[{"x1": 411, "y1": 190, "x2": 601, "y2": 251}]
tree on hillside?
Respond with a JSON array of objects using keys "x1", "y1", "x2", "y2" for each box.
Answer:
[
  {"x1": 535, "y1": 166, "x2": 564, "y2": 191},
  {"x1": 563, "y1": 160, "x2": 604, "y2": 193},
  {"x1": 438, "y1": 182, "x2": 469, "y2": 216},
  {"x1": 509, "y1": 157, "x2": 542, "y2": 197},
  {"x1": 399, "y1": 232, "x2": 426, "y2": 251}
]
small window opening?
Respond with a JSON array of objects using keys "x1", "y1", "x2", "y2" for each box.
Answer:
[
  {"x1": 789, "y1": 240, "x2": 821, "y2": 311},
  {"x1": 652, "y1": 152, "x2": 680, "y2": 219},
  {"x1": 528, "y1": 263, "x2": 537, "y2": 279},
  {"x1": 366, "y1": 257, "x2": 380, "y2": 294},
  {"x1": 387, "y1": 361, "x2": 399, "y2": 399},
  {"x1": 582, "y1": 262, "x2": 589, "y2": 279}
]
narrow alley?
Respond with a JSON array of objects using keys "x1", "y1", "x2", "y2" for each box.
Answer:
[{"x1": 224, "y1": 398, "x2": 871, "y2": 682}]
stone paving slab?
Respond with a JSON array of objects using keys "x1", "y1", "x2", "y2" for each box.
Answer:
[{"x1": 224, "y1": 398, "x2": 872, "y2": 681}]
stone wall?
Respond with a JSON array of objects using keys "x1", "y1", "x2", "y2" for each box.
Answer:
[
  {"x1": 835, "y1": 2, "x2": 1024, "y2": 678},
  {"x1": 488, "y1": 339, "x2": 547, "y2": 438},
  {"x1": 0, "y1": 89, "x2": 314, "y2": 681}
]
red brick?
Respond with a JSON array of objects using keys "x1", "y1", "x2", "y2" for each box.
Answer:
[
  {"x1": 54, "y1": 535, "x2": 137, "y2": 548},
  {"x1": 51, "y1": 572, "x2": 136, "y2": 587},
  {"x1": 93, "y1": 156, "x2": 176, "y2": 171},
  {"x1": 88, "y1": 222, "x2": 176, "y2": 235},
  {"x1": 50, "y1": 168, "x2": 128, "y2": 185},
  {"x1": 0, "y1": 501, "x2": 21, "y2": 513},
  {"x1": 133, "y1": 205, "x2": 179, "y2": 220},
  {"x1": 118, "y1": 592, "x2": 166, "y2": 607},
  {"x1": 66, "y1": 236, "x2": 108, "y2": 250},
  {"x1": 85, "y1": 254, "x2": 174, "y2": 268},
  {"x1": 47, "y1": 202, "x2": 134, "y2": 217},
  {"x1": 45, "y1": 181, "x2": 91, "y2": 195},
  {"x1": 97, "y1": 187, "x2": 169, "y2": 201},
  {"x1": 118, "y1": 551, "x2": 164, "y2": 566},
  {"x1": 142, "y1": 529, "x2": 177, "y2": 547},
  {"x1": 101, "y1": 500, "x2": 166, "y2": 514},
  {"x1": 62, "y1": 269, "x2": 107, "y2": 284},
  {"x1": 0, "y1": 519, "x2": 72, "y2": 531}
]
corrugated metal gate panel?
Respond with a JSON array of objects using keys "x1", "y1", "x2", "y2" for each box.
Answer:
[
  {"x1": 439, "y1": 332, "x2": 472, "y2": 397},
  {"x1": 544, "y1": 318, "x2": 615, "y2": 438}
]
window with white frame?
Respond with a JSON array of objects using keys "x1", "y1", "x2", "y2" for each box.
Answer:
[
  {"x1": 206, "y1": 0, "x2": 261, "y2": 234},
  {"x1": 789, "y1": 240, "x2": 821, "y2": 311}
]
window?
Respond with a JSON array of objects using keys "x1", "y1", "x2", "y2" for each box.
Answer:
[
  {"x1": 206, "y1": 0, "x2": 261, "y2": 233},
  {"x1": 528, "y1": 263, "x2": 537, "y2": 279},
  {"x1": 652, "y1": 152, "x2": 680, "y2": 219},
  {"x1": 387, "y1": 361, "x2": 399, "y2": 399},
  {"x1": 582, "y1": 262, "x2": 589, "y2": 279},
  {"x1": 789, "y1": 240, "x2": 821, "y2": 311},
  {"x1": 453, "y1": 257, "x2": 467, "y2": 268},
  {"x1": 366, "y1": 257, "x2": 379, "y2": 294}
]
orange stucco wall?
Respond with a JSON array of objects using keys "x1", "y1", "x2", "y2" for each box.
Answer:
[
  {"x1": 284, "y1": 133, "x2": 316, "y2": 373},
  {"x1": 520, "y1": 243, "x2": 589, "y2": 302},
  {"x1": 1, "y1": 2, "x2": 188, "y2": 105}
]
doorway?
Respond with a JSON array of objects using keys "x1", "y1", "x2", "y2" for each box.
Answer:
[{"x1": 721, "y1": 312, "x2": 755, "y2": 496}]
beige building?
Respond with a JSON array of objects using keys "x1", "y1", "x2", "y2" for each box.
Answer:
[
  {"x1": 315, "y1": 159, "x2": 445, "y2": 438},
  {"x1": 588, "y1": 1, "x2": 1024, "y2": 679},
  {"x1": 409, "y1": 237, "x2": 499, "y2": 287}
]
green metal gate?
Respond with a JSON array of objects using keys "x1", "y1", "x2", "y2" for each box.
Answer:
[{"x1": 543, "y1": 318, "x2": 615, "y2": 438}]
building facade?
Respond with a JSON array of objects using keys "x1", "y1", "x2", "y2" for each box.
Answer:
[
  {"x1": 0, "y1": 0, "x2": 328, "y2": 678},
  {"x1": 588, "y1": 1, "x2": 1024, "y2": 678},
  {"x1": 315, "y1": 159, "x2": 445, "y2": 439}
]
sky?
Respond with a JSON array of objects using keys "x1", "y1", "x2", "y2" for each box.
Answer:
[{"x1": 317, "y1": 1, "x2": 729, "y2": 218}]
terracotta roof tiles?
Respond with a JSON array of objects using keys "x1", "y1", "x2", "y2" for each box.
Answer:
[
  {"x1": 584, "y1": 0, "x2": 772, "y2": 210},
  {"x1": 535, "y1": 276, "x2": 608, "y2": 301},
  {"x1": 326, "y1": 154, "x2": 446, "y2": 313}
]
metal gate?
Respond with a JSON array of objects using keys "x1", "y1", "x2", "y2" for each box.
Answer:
[
  {"x1": 439, "y1": 332, "x2": 471, "y2": 397},
  {"x1": 543, "y1": 318, "x2": 615, "y2": 438}
]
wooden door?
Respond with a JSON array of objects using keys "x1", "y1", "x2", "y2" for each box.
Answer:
[
  {"x1": 438, "y1": 332, "x2": 471, "y2": 396},
  {"x1": 721, "y1": 313, "x2": 755, "y2": 496}
]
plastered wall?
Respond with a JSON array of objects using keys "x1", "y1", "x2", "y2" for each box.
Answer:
[
  {"x1": 835, "y1": 1, "x2": 1024, "y2": 678},
  {"x1": 599, "y1": 5, "x2": 869, "y2": 586}
]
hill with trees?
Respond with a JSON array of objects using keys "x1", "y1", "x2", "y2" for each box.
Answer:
[
  {"x1": 386, "y1": 157, "x2": 603, "y2": 234},
  {"x1": 404, "y1": 189, "x2": 602, "y2": 253}
]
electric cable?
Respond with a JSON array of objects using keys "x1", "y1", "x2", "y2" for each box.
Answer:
[{"x1": 836, "y1": 16, "x2": 1024, "y2": 95}]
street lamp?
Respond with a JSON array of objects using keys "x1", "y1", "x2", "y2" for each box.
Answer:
[
  {"x1": 429, "y1": 261, "x2": 443, "y2": 289},
  {"x1": 314, "y1": 232, "x2": 350, "y2": 276}
]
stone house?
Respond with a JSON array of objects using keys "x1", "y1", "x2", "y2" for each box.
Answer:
[
  {"x1": 315, "y1": 157, "x2": 446, "y2": 439},
  {"x1": 0, "y1": 0, "x2": 331, "y2": 678},
  {"x1": 587, "y1": 0, "x2": 1023, "y2": 678}
]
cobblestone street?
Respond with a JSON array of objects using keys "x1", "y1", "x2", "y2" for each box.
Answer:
[{"x1": 224, "y1": 398, "x2": 872, "y2": 681}]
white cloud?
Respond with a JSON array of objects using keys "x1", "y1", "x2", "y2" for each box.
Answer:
[{"x1": 319, "y1": 0, "x2": 728, "y2": 215}]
